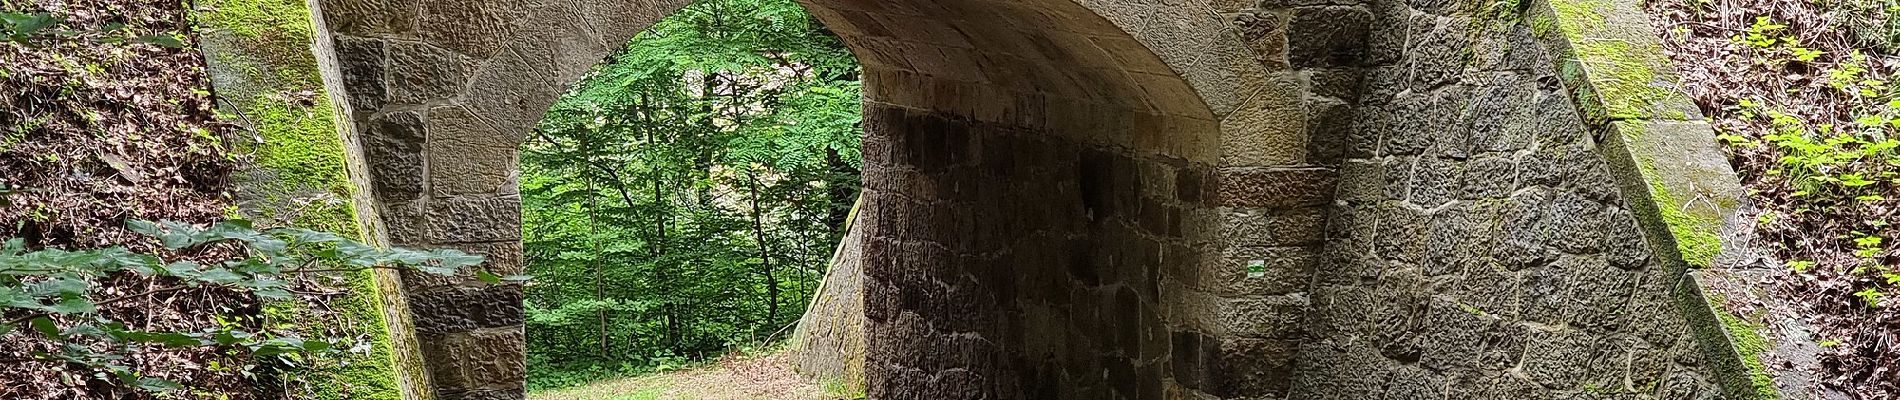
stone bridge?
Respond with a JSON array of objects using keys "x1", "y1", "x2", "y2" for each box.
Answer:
[{"x1": 296, "y1": 0, "x2": 1760, "y2": 397}]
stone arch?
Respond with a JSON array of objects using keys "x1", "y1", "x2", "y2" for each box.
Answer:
[
  {"x1": 304, "y1": 0, "x2": 1760, "y2": 397},
  {"x1": 312, "y1": 0, "x2": 1337, "y2": 398}
]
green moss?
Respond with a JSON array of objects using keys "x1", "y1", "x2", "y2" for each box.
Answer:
[
  {"x1": 1545, "y1": 0, "x2": 1681, "y2": 123},
  {"x1": 247, "y1": 95, "x2": 353, "y2": 196},
  {"x1": 201, "y1": 0, "x2": 315, "y2": 43},
  {"x1": 1621, "y1": 123, "x2": 1725, "y2": 268},
  {"x1": 200, "y1": 0, "x2": 323, "y2": 89},
  {"x1": 1709, "y1": 292, "x2": 1783, "y2": 400},
  {"x1": 197, "y1": 0, "x2": 410, "y2": 397},
  {"x1": 1652, "y1": 178, "x2": 1724, "y2": 267}
]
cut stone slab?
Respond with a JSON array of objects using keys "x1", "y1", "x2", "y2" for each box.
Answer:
[{"x1": 1691, "y1": 270, "x2": 1852, "y2": 400}]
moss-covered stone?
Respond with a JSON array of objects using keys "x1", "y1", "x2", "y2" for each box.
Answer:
[
  {"x1": 1712, "y1": 296, "x2": 1782, "y2": 400},
  {"x1": 195, "y1": 0, "x2": 422, "y2": 398},
  {"x1": 1612, "y1": 120, "x2": 1739, "y2": 269},
  {"x1": 1534, "y1": 0, "x2": 1702, "y2": 124}
]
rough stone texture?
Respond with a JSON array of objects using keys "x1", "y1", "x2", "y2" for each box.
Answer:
[
  {"x1": 854, "y1": 104, "x2": 1213, "y2": 399},
  {"x1": 789, "y1": 200, "x2": 867, "y2": 389},
  {"x1": 1289, "y1": 0, "x2": 1729, "y2": 397},
  {"x1": 200, "y1": 0, "x2": 429, "y2": 397},
  {"x1": 297, "y1": 0, "x2": 1754, "y2": 396}
]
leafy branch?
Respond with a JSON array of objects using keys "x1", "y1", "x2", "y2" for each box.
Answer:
[{"x1": 0, "y1": 219, "x2": 496, "y2": 392}]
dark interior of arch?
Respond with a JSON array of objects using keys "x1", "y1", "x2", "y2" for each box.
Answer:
[{"x1": 809, "y1": 0, "x2": 1218, "y2": 397}]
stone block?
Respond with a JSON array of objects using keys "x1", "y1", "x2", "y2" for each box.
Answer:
[
  {"x1": 1213, "y1": 337, "x2": 1297, "y2": 397},
  {"x1": 427, "y1": 105, "x2": 517, "y2": 196},
  {"x1": 1520, "y1": 329, "x2": 1595, "y2": 389},
  {"x1": 417, "y1": 0, "x2": 522, "y2": 58},
  {"x1": 1562, "y1": 255, "x2": 1634, "y2": 330},
  {"x1": 1305, "y1": 95, "x2": 1355, "y2": 166},
  {"x1": 319, "y1": 0, "x2": 416, "y2": 36},
  {"x1": 1231, "y1": 9, "x2": 1287, "y2": 71},
  {"x1": 333, "y1": 36, "x2": 386, "y2": 112},
  {"x1": 1220, "y1": 206, "x2": 1328, "y2": 247},
  {"x1": 1426, "y1": 201, "x2": 1500, "y2": 276},
  {"x1": 1216, "y1": 167, "x2": 1336, "y2": 208},
  {"x1": 387, "y1": 41, "x2": 474, "y2": 105},
  {"x1": 1209, "y1": 245, "x2": 1318, "y2": 297},
  {"x1": 381, "y1": 199, "x2": 426, "y2": 246},
  {"x1": 425, "y1": 195, "x2": 522, "y2": 243},
  {"x1": 1219, "y1": 74, "x2": 1308, "y2": 166},
  {"x1": 463, "y1": 52, "x2": 562, "y2": 144},
  {"x1": 439, "y1": 388, "x2": 526, "y2": 400},
  {"x1": 1375, "y1": 203, "x2": 1430, "y2": 264},
  {"x1": 1381, "y1": 365, "x2": 1447, "y2": 400},
  {"x1": 1334, "y1": 160, "x2": 1386, "y2": 204},
  {"x1": 421, "y1": 328, "x2": 525, "y2": 390},
  {"x1": 1403, "y1": 14, "x2": 1470, "y2": 88},
  {"x1": 1215, "y1": 295, "x2": 1306, "y2": 338},
  {"x1": 401, "y1": 241, "x2": 525, "y2": 290},
  {"x1": 365, "y1": 111, "x2": 425, "y2": 201},
  {"x1": 1286, "y1": 6, "x2": 1372, "y2": 68},
  {"x1": 1406, "y1": 156, "x2": 1461, "y2": 207},
  {"x1": 1540, "y1": 189, "x2": 1607, "y2": 254},
  {"x1": 409, "y1": 284, "x2": 524, "y2": 334},
  {"x1": 1518, "y1": 262, "x2": 1573, "y2": 326},
  {"x1": 1459, "y1": 154, "x2": 1518, "y2": 200}
]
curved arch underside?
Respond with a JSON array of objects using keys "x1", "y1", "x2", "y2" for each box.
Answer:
[{"x1": 310, "y1": 0, "x2": 1733, "y2": 397}]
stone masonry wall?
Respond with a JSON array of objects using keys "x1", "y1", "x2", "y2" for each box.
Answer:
[
  {"x1": 856, "y1": 103, "x2": 1216, "y2": 399},
  {"x1": 295, "y1": 0, "x2": 1750, "y2": 397},
  {"x1": 1284, "y1": 0, "x2": 1727, "y2": 397}
]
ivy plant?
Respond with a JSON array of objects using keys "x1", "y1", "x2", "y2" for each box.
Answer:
[{"x1": 0, "y1": 219, "x2": 489, "y2": 392}]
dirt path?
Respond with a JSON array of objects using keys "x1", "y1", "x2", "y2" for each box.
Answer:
[{"x1": 530, "y1": 352, "x2": 846, "y2": 400}]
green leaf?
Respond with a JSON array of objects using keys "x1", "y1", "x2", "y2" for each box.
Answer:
[
  {"x1": 134, "y1": 34, "x2": 184, "y2": 48},
  {"x1": 29, "y1": 316, "x2": 60, "y2": 338},
  {"x1": 195, "y1": 268, "x2": 243, "y2": 285},
  {"x1": 476, "y1": 270, "x2": 502, "y2": 284},
  {"x1": 133, "y1": 377, "x2": 183, "y2": 392},
  {"x1": 1, "y1": 12, "x2": 58, "y2": 36},
  {"x1": 254, "y1": 287, "x2": 293, "y2": 301},
  {"x1": 45, "y1": 298, "x2": 96, "y2": 315}
]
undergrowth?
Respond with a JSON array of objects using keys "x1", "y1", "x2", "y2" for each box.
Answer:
[{"x1": 1649, "y1": 0, "x2": 1900, "y2": 396}]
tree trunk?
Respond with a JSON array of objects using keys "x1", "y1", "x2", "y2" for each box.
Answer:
[{"x1": 746, "y1": 169, "x2": 781, "y2": 324}]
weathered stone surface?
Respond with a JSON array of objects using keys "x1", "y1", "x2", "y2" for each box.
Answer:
[
  {"x1": 416, "y1": 0, "x2": 520, "y2": 58},
  {"x1": 1286, "y1": 6, "x2": 1372, "y2": 68},
  {"x1": 402, "y1": 241, "x2": 525, "y2": 290},
  {"x1": 421, "y1": 328, "x2": 525, "y2": 390},
  {"x1": 1221, "y1": 207, "x2": 1328, "y2": 247},
  {"x1": 1216, "y1": 295, "x2": 1306, "y2": 338},
  {"x1": 333, "y1": 36, "x2": 385, "y2": 112},
  {"x1": 365, "y1": 111, "x2": 425, "y2": 201},
  {"x1": 439, "y1": 388, "x2": 526, "y2": 400},
  {"x1": 318, "y1": 0, "x2": 415, "y2": 36},
  {"x1": 1217, "y1": 167, "x2": 1336, "y2": 208},
  {"x1": 427, "y1": 105, "x2": 516, "y2": 196},
  {"x1": 409, "y1": 284, "x2": 524, "y2": 334},
  {"x1": 303, "y1": 0, "x2": 1743, "y2": 395},
  {"x1": 387, "y1": 42, "x2": 474, "y2": 104},
  {"x1": 1214, "y1": 338, "x2": 1297, "y2": 397},
  {"x1": 425, "y1": 195, "x2": 522, "y2": 243}
]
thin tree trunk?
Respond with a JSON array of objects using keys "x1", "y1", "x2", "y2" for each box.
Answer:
[{"x1": 746, "y1": 169, "x2": 780, "y2": 324}]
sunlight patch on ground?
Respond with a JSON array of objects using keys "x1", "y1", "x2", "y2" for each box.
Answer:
[{"x1": 529, "y1": 352, "x2": 843, "y2": 400}]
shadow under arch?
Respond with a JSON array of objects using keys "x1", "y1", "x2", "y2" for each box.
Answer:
[{"x1": 313, "y1": 0, "x2": 1230, "y2": 398}]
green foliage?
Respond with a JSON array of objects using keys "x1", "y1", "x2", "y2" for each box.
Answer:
[
  {"x1": 0, "y1": 220, "x2": 486, "y2": 393},
  {"x1": 1, "y1": 11, "x2": 180, "y2": 47},
  {"x1": 522, "y1": 0, "x2": 862, "y2": 389}
]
